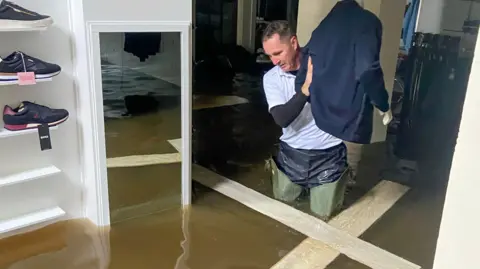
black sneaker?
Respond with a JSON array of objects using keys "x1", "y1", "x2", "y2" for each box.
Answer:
[
  {"x1": 3, "y1": 101, "x2": 69, "y2": 131},
  {"x1": 0, "y1": 1, "x2": 53, "y2": 29},
  {"x1": 0, "y1": 51, "x2": 61, "y2": 82}
]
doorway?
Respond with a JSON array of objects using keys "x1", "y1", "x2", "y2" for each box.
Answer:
[{"x1": 85, "y1": 22, "x2": 192, "y2": 224}]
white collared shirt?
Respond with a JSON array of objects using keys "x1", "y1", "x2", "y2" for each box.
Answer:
[{"x1": 263, "y1": 66, "x2": 342, "y2": 150}]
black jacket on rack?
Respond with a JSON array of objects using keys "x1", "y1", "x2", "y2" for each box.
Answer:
[{"x1": 124, "y1": 33, "x2": 162, "y2": 62}]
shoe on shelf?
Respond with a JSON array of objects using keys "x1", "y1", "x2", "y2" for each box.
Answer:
[
  {"x1": 3, "y1": 101, "x2": 69, "y2": 131},
  {"x1": 0, "y1": 1, "x2": 53, "y2": 29},
  {"x1": 0, "y1": 51, "x2": 61, "y2": 82}
]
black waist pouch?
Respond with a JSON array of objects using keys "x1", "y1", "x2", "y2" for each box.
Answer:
[{"x1": 274, "y1": 141, "x2": 347, "y2": 188}]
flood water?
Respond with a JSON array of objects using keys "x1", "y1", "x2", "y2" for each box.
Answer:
[
  {"x1": 0, "y1": 60, "x2": 459, "y2": 269},
  {"x1": 0, "y1": 196, "x2": 305, "y2": 269}
]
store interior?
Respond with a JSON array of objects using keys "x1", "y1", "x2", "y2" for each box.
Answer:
[{"x1": 1, "y1": 0, "x2": 479, "y2": 268}]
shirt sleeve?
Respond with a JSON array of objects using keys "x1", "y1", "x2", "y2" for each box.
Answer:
[
  {"x1": 263, "y1": 73, "x2": 287, "y2": 111},
  {"x1": 270, "y1": 93, "x2": 309, "y2": 128},
  {"x1": 263, "y1": 72, "x2": 309, "y2": 128},
  {"x1": 354, "y1": 20, "x2": 390, "y2": 112}
]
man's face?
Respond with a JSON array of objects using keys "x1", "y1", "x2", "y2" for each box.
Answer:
[{"x1": 262, "y1": 33, "x2": 299, "y2": 72}]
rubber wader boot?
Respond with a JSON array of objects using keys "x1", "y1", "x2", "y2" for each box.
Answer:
[
  {"x1": 268, "y1": 158, "x2": 302, "y2": 202},
  {"x1": 310, "y1": 167, "x2": 350, "y2": 220}
]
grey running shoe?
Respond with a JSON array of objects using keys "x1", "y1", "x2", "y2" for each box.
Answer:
[{"x1": 0, "y1": 1, "x2": 53, "y2": 29}]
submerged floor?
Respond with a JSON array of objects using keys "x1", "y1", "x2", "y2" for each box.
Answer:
[
  {"x1": 0, "y1": 193, "x2": 305, "y2": 269},
  {"x1": 0, "y1": 62, "x2": 457, "y2": 268},
  {"x1": 104, "y1": 63, "x2": 454, "y2": 268}
]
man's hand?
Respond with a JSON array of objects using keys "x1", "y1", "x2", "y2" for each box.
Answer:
[{"x1": 301, "y1": 56, "x2": 313, "y2": 96}]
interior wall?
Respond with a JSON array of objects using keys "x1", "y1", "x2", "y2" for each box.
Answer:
[
  {"x1": 100, "y1": 32, "x2": 181, "y2": 86},
  {"x1": 296, "y1": 0, "x2": 336, "y2": 46},
  {"x1": 432, "y1": 25, "x2": 480, "y2": 269},
  {"x1": 237, "y1": 0, "x2": 257, "y2": 52},
  {"x1": 82, "y1": 0, "x2": 192, "y2": 22},
  {"x1": 372, "y1": 0, "x2": 405, "y2": 142},
  {"x1": 442, "y1": 0, "x2": 480, "y2": 35},
  {"x1": 442, "y1": 0, "x2": 480, "y2": 55},
  {"x1": 83, "y1": 0, "x2": 192, "y2": 87},
  {"x1": 416, "y1": 0, "x2": 478, "y2": 58},
  {"x1": 416, "y1": 0, "x2": 445, "y2": 34},
  {"x1": 416, "y1": 0, "x2": 480, "y2": 35},
  {"x1": 0, "y1": 0, "x2": 82, "y2": 219}
]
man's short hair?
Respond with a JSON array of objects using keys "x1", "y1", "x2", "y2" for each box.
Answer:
[{"x1": 262, "y1": 20, "x2": 295, "y2": 42}]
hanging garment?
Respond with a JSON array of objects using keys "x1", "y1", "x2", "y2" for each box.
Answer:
[
  {"x1": 124, "y1": 33, "x2": 162, "y2": 62},
  {"x1": 295, "y1": 0, "x2": 389, "y2": 144},
  {"x1": 402, "y1": 0, "x2": 420, "y2": 53}
]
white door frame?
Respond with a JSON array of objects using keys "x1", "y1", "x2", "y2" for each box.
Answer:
[{"x1": 80, "y1": 21, "x2": 192, "y2": 226}]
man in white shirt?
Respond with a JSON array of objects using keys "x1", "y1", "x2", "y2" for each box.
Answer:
[{"x1": 262, "y1": 21, "x2": 349, "y2": 219}]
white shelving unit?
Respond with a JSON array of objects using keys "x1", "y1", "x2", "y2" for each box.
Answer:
[
  {"x1": 0, "y1": 1, "x2": 75, "y2": 238},
  {"x1": 0, "y1": 125, "x2": 58, "y2": 139},
  {"x1": 0, "y1": 0, "x2": 194, "y2": 235},
  {"x1": 0, "y1": 206, "x2": 65, "y2": 234},
  {"x1": 0, "y1": 26, "x2": 49, "y2": 32},
  {"x1": 0, "y1": 165, "x2": 61, "y2": 188},
  {"x1": 0, "y1": 77, "x2": 52, "y2": 86}
]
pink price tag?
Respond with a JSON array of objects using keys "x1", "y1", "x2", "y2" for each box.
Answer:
[{"x1": 17, "y1": 72, "x2": 36, "y2": 85}]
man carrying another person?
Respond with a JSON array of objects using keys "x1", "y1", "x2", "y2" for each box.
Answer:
[
  {"x1": 262, "y1": 21, "x2": 349, "y2": 220},
  {"x1": 295, "y1": 0, "x2": 393, "y2": 184}
]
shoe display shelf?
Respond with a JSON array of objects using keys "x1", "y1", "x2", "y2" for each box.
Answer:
[
  {"x1": 0, "y1": 22, "x2": 49, "y2": 32},
  {"x1": 0, "y1": 2, "x2": 66, "y2": 237},
  {"x1": 0, "y1": 166, "x2": 65, "y2": 234},
  {"x1": 0, "y1": 77, "x2": 53, "y2": 86},
  {"x1": 0, "y1": 125, "x2": 59, "y2": 139},
  {"x1": 0, "y1": 164, "x2": 66, "y2": 237}
]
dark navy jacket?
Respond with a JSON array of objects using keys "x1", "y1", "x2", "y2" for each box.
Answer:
[{"x1": 295, "y1": 0, "x2": 390, "y2": 144}]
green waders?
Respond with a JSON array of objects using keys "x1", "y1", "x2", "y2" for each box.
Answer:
[{"x1": 267, "y1": 157, "x2": 350, "y2": 220}]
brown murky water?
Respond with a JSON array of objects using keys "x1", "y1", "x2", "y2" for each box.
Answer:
[
  {"x1": 0, "y1": 62, "x2": 461, "y2": 268},
  {"x1": 0, "y1": 196, "x2": 305, "y2": 269}
]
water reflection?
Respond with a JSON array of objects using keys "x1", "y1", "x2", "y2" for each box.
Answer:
[
  {"x1": 1, "y1": 193, "x2": 304, "y2": 269},
  {"x1": 102, "y1": 60, "x2": 269, "y2": 224},
  {"x1": 3, "y1": 220, "x2": 110, "y2": 269},
  {"x1": 173, "y1": 207, "x2": 190, "y2": 269}
]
